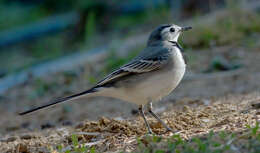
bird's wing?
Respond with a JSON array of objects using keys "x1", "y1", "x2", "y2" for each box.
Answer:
[{"x1": 96, "y1": 48, "x2": 170, "y2": 86}]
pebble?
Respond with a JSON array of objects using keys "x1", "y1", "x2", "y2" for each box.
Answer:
[{"x1": 20, "y1": 133, "x2": 37, "y2": 140}]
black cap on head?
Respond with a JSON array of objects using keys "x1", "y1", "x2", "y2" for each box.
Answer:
[{"x1": 147, "y1": 24, "x2": 171, "y2": 45}]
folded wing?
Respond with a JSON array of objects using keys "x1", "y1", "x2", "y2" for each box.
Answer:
[{"x1": 97, "y1": 48, "x2": 170, "y2": 86}]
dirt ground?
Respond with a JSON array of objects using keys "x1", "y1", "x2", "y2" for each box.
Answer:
[
  {"x1": 0, "y1": 41, "x2": 260, "y2": 152},
  {"x1": 1, "y1": 93, "x2": 260, "y2": 152}
]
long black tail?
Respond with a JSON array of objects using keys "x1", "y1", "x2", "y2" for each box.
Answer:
[{"x1": 19, "y1": 88, "x2": 97, "y2": 115}]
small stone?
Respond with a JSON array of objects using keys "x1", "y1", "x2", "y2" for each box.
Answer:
[
  {"x1": 256, "y1": 111, "x2": 260, "y2": 115},
  {"x1": 252, "y1": 102, "x2": 260, "y2": 109},
  {"x1": 21, "y1": 134, "x2": 35, "y2": 140}
]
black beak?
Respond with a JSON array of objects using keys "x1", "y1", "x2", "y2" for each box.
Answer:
[{"x1": 181, "y1": 26, "x2": 192, "y2": 32}]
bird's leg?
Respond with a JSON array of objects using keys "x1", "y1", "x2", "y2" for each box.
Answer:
[
  {"x1": 139, "y1": 105, "x2": 153, "y2": 134},
  {"x1": 147, "y1": 102, "x2": 175, "y2": 133}
]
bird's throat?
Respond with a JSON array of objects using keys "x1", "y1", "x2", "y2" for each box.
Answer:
[{"x1": 168, "y1": 41, "x2": 184, "y2": 52}]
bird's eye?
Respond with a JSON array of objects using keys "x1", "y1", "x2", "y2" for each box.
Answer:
[{"x1": 170, "y1": 28, "x2": 175, "y2": 32}]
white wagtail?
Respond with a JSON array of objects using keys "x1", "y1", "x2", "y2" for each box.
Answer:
[{"x1": 19, "y1": 24, "x2": 192, "y2": 134}]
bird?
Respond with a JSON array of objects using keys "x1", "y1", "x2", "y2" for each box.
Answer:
[{"x1": 19, "y1": 24, "x2": 192, "y2": 134}]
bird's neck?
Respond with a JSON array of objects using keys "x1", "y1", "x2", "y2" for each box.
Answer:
[
  {"x1": 168, "y1": 41, "x2": 184, "y2": 52},
  {"x1": 167, "y1": 40, "x2": 186, "y2": 66}
]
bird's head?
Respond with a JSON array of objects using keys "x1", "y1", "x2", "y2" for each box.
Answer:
[{"x1": 147, "y1": 24, "x2": 192, "y2": 46}]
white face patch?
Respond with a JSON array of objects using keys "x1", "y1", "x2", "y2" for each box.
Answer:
[{"x1": 160, "y1": 24, "x2": 182, "y2": 42}]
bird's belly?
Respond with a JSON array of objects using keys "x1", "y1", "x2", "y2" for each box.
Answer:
[
  {"x1": 99, "y1": 66, "x2": 186, "y2": 105},
  {"x1": 120, "y1": 67, "x2": 186, "y2": 105},
  {"x1": 141, "y1": 67, "x2": 185, "y2": 102}
]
